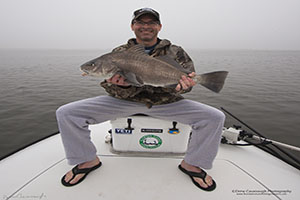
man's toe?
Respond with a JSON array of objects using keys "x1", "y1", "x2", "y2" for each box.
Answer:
[
  {"x1": 64, "y1": 171, "x2": 73, "y2": 183},
  {"x1": 69, "y1": 174, "x2": 85, "y2": 184},
  {"x1": 194, "y1": 174, "x2": 214, "y2": 188}
]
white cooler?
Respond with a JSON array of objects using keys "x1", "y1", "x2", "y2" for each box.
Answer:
[{"x1": 110, "y1": 115, "x2": 191, "y2": 153}]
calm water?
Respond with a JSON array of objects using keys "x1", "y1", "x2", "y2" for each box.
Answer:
[{"x1": 0, "y1": 49, "x2": 299, "y2": 161}]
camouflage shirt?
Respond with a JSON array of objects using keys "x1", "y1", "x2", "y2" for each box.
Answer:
[{"x1": 100, "y1": 38, "x2": 195, "y2": 108}]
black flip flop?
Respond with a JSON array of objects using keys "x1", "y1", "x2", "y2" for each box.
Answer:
[
  {"x1": 178, "y1": 164, "x2": 216, "y2": 191},
  {"x1": 61, "y1": 162, "x2": 102, "y2": 187}
]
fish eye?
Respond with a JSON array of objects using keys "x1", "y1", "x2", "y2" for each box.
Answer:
[{"x1": 91, "y1": 63, "x2": 95, "y2": 67}]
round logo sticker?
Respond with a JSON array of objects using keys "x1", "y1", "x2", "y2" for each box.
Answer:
[{"x1": 139, "y1": 135, "x2": 162, "y2": 149}]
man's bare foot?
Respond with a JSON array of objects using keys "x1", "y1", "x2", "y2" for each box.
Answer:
[
  {"x1": 63, "y1": 157, "x2": 101, "y2": 185},
  {"x1": 180, "y1": 160, "x2": 214, "y2": 189}
]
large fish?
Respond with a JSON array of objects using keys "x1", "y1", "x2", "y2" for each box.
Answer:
[{"x1": 80, "y1": 45, "x2": 228, "y2": 93}]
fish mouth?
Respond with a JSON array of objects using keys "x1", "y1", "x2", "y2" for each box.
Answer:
[
  {"x1": 80, "y1": 66, "x2": 106, "y2": 77},
  {"x1": 80, "y1": 68, "x2": 89, "y2": 76}
]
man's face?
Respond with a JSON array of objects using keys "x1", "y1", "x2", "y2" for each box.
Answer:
[{"x1": 131, "y1": 14, "x2": 162, "y2": 44}]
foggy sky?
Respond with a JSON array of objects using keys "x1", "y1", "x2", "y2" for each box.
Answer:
[{"x1": 0, "y1": 0, "x2": 299, "y2": 50}]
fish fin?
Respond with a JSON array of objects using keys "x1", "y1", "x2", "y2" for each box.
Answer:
[
  {"x1": 119, "y1": 71, "x2": 144, "y2": 86},
  {"x1": 155, "y1": 55, "x2": 176, "y2": 63},
  {"x1": 164, "y1": 84, "x2": 178, "y2": 88},
  {"x1": 194, "y1": 71, "x2": 229, "y2": 93},
  {"x1": 155, "y1": 56, "x2": 192, "y2": 74},
  {"x1": 127, "y1": 45, "x2": 148, "y2": 56}
]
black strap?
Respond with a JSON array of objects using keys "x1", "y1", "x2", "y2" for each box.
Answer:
[
  {"x1": 179, "y1": 165, "x2": 207, "y2": 179},
  {"x1": 71, "y1": 162, "x2": 102, "y2": 175}
]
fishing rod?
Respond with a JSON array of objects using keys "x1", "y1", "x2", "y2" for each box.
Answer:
[
  {"x1": 250, "y1": 135, "x2": 300, "y2": 152},
  {"x1": 221, "y1": 107, "x2": 300, "y2": 151},
  {"x1": 221, "y1": 107, "x2": 300, "y2": 169}
]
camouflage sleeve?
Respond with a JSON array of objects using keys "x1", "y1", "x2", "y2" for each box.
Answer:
[
  {"x1": 100, "y1": 81, "x2": 139, "y2": 99},
  {"x1": 173, "y1": 46, "x2": 195, "y2": 73},
  {"x1": 171, "y1": 45, "x2": 196, "y2": 94},
  {"x1": 111, "y1": 44, "x2": 128, "y2": 53}
]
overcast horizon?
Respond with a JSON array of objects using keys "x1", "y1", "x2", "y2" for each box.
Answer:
[{"x1": 1, "y1": 0, "x2": 300, "y2": 50}]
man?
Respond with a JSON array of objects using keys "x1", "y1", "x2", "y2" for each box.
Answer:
[{"x1": 56, "y1": 8, "x2": 225, "y2": 191}]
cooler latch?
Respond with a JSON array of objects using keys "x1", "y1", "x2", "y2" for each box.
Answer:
[
  {"x1": 168, "y1": 121, "x2": 180, "y2": 134},
  {"x1": 125, "y1": 118, "x2": 134, "y2": 131}
]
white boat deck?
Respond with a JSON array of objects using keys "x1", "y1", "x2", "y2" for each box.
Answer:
[{"x1": 1, "y1": 121, "x2": 299, "y2": 200}]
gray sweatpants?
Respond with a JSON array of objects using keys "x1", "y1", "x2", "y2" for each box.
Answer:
[{"x1": 56, "y1": 96, "x2": 225, "y2": 169}]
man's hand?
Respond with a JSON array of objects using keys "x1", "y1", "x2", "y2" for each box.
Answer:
[
  {"x1": 175, "y1": 72, "x2": 196, "y2": 92},
  {"x1": 106, "y1": 74, "x2": 130, "y2": 86}
]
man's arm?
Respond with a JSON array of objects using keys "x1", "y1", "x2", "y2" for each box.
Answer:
[{"x1": 171, "y1": 46, "x2": 196, "y2": 93}]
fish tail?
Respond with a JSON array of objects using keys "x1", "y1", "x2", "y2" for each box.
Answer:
[{"x1": 194, "y1": 71, "x2": 229, "y2": 93}]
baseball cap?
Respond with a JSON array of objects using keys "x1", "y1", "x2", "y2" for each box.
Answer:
[{"x1": 132, "y1": 8, "x2": 160, "y2": 24}]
